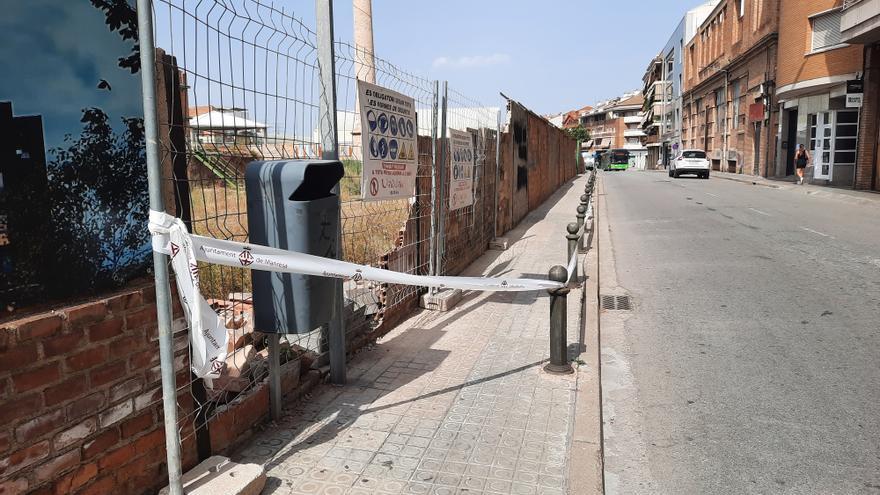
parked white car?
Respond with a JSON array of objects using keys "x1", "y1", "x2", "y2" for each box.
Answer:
[{"x1": 670, "y1": 149, "x2": 710, "y2": 179}]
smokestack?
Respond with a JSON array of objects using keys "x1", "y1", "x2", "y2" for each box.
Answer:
[{"x1": 353, "y1": 0, "x2": 376, "y2": 83}]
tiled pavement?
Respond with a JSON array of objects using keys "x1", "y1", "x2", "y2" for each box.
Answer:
[{"x1": 233, "y1": 176, "x2": 589, "y2": 495}]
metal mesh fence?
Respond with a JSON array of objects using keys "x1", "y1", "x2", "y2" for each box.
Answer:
[
  {"x1": 153, "y1": 0, "x2": 324, "y2": 448},
  {"x1": 149, "y1": 0, "x2": 501, "y2": 450}
]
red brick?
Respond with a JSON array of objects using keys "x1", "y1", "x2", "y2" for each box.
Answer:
[
  {"x1": 87, "y1": 319, "x2": 123, "y2": 342},
  {"x1": 105, "y1": 291, "x2": 143, "y2": 312},
  {"x1": 132, "y1": 429, "x2": 165, "y2": 453},
  {"x1": 44, "y1": 377, "x2": 88, "y2": 407},
  {"x1": 66, "y1": 346, "x2": 108, "y2": 372},
  {"x1": 99, "y1": 399, "x2": 133, "y2": 427},
  {"x1": 14, "y1": 314, "x2": 62, "y2": 342},
  {"x1": 89, "y1": 360, "x2": 126, "y2": 388},
  {"x1": 133, "y1": 387, "x2": 162, "y2": 411},
  {"x1": 66, "y1": 392, "x2": 105, "y2": 420},
  {"x1": 78, "y1": 475, "x2": 115, "y2": 495},
  {"x1": 0, "y1": 393, "x2": 41, "y2": 424},
  {"x1": 140, "y1": 287, "x2": 157, "y2": 304},
  {"x1": 124, "y1": 306, "x2": 157, "y2": 330},
  {"x1": 41, "y1": 329, "x2": 84, "y2": 358},
  {"x1": 120, "y1": 411, "x2": 154, "y2": 439},
  {"x1": 82, "y1": 428, "x2": 119, "y2": 460},
  {"x1": 53, "y1": 417, "x2": 97, "y2": 450},
  {"x1": 0, "y1": 342, "x2": 38, "y2": 373},
  {"x1": 65, "y1": 302, "x2": 107, "y2": 326},
  {"x1": 97, "y1": 444, "x2": 132, "y2": 470},
  {"x1": 128, "y1": 349, "x2": 157, "y2": 370},
  {"x1": 0, "y1": 439, "x2": 49, "y2": 475},
  {"x1": 54, "y1": 462, "x2": 98, "y2": 494},
  {"x1": 111, "y1": 335, "x2": 144, "y2": 357},
  {"x1": 34, "y1": 448, "x2": 80, "y2": 484},
  {"x1": 110, "y1": 376, "x2": 144, "y2": 402},
  {"x1": 14, "y1": 408, "x2": 65, "y2": 443},
  {"x1": 0, "y1": 478, "x2": 28, "y2": 494},
  {"x1": 26, "y1": 484, "x2": 52, "y2": 495},
  {"x1": 12, "y1": 363, "x2": 60, "y2": 393}
]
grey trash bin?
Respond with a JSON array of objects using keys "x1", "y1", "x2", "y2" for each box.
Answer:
[{"x1": 245, "y1": 159, "x2": 344, "y2": 334}]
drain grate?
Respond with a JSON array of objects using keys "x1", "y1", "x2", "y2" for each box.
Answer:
[{"x1": 601, "y1": 294, "x2": 632, "y2": 311}]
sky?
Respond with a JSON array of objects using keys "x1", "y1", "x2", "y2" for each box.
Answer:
[{"x1": 319, "y1": 0, "x2": 708, "y2": 115}]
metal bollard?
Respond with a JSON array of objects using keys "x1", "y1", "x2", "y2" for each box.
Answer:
[
  {"x1": 576, "y1": 205, "x2": 587, "y2": 253},
  {"x1": 566, "y1": 223, "x2": 579, "y2": 282},
  {"x1": 545, "y1": 265, "x2": 573, "y2": 374}
]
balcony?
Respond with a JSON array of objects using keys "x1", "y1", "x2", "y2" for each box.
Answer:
[
  {"x1": 623, "y1": 115, "x2": 643, "y2": 124},
  {"x1": 624, "y1": 128, "x2": 646, "y2": 138},
  {"x1": 841, "y1": 0, "x2": 880, "y2": 43}
]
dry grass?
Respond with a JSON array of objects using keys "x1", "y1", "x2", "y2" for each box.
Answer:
[{"x1": 187, "y1": 167, "x2": 411, "y2": 299}]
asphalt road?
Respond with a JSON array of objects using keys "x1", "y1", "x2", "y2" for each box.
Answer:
[{"x1": 599, "y1": 169, "x2": 880, "y2": 494}]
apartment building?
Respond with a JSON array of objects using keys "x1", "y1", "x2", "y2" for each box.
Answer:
[
  {"x1": 840, "y1": 0, "x2": 880, "y2": 190},
  {"x1": 682, "y1": 0, "x2": 779, "y2": 175},
  {"x1": 775, "y1": 0, "x2": 864, "y2": 187},
  {"x1": 642, "y1": 56, "x2": 664, "y2": 168},
  {"x1": 582, "y1": 91, "x2": 648, "y2": 168}
]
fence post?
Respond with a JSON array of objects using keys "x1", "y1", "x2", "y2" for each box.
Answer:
[
  {"x1": 429, "y1": 81, "x2": 439, "y2": 279},
  {"x1": 435, "y1": 81, "x2": 449, "y2": 282},
  {"x1": 545, "y1": 266, "x2": 573, "y2": 374},
  {"x1": 316, "y1": 0, "x2": 345, "y2": 387},
  {"x1": 135, "y1": 1, "x2": 183, "y2": 493},
  {"x1": 494, "y1": 113, "x2": 501, "y2": 240},
  {"x1": 576, "y1": 205, "x2": 587, "y2": 253}
]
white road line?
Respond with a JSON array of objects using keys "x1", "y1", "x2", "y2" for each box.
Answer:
[
  {"x1": 705, "y1": 192, "x2": 718, "y2": 197},
  {"x1": 800, "y1": 226, "x2": 832, "y2": 238},
  {"x1": 748, "y1": 207, "x2": 771, "y2": 216}
]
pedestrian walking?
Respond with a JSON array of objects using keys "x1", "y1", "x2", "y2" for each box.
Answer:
[{"x1": 794, "y1": 144, "x2": 810, "y2": 185}]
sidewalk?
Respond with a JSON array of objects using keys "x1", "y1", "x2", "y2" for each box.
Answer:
[
  {"x1": 231, "y1": 175, "x2": 598, "y2": 495},
  {"x1": 711, "y1": 170, "x2": 880, "y2": 206}
]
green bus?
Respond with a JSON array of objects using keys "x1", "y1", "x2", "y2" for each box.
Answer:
[{"x1": 600, "y1": 149, "x2": 630, "y2": 171}]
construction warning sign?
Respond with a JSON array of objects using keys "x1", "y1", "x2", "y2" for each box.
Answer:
[
  {"x1": 449, "y1": 128, "x2": 475, "y2": 210},
  {"x1": 358, "y1": 80, "x2": 418, "y2": 201}
]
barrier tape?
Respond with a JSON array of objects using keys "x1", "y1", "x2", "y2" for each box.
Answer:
[{"x1": 148, "y1": 211, "x2": 567, "y2": 377}]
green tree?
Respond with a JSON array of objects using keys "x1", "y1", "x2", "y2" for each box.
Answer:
[{"x1": 565, "y1": 125, "x2": 590, "y2": 143}]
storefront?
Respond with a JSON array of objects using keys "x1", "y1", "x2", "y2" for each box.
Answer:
[{"x1": 778, "y1": 82, "x2": 862, "y2": 187}]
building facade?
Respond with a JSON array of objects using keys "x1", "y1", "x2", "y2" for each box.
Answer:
[
  {"x1": 642, "y1": 56, "x2": 664, "y2": 168},
  {"x1": 840, "y1": 0, "x2": 880, "y2": 190},
  {"x1": 682, "y1": 0, "x2": 780, "y2": 176},
  {"x1": 582, "y1": 91, "x2": 647, "y2": 168},
  {"x1": 775, "y1": 0, "x2": 865, "y2": 187}
]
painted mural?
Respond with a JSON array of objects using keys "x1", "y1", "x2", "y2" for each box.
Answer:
[{"x1": 0, "y1": 0, "x2": 149, "y2": 312}]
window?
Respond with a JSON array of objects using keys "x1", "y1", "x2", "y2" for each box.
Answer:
[
  {"x1": 683, "y1": 150, "x2": 707, "y2": 159},
  {"x1": 811, "y1": 9, "x2": 844, "y2": 52},
  {"x1": 834, "y1": 110, "x2": 859, "y2": 166},
  {"x1": 716, "y1": 90, "x2": 726, "y2": 133},
  {"x1": 731, "y1": 80, "x2": 741, "y2": 129}
]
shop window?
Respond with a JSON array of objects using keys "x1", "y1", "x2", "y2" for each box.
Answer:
[
  {"x1": 811, "y1": 9, "x2": 845, "y2": 52},
  {"x1": 833, "y1": 110, "x2": 859, "y2": 166}
]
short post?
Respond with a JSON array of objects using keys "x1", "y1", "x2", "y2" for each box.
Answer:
[
  {"x1": 566, "y1": 223, "x2": 579, "y2": 283},
  {"x1": 545, "y1": 265, "x2": 573, "y2": 374},
  {"x1": 576, "y1": 205, "x2": 587, "y2": 253},
  {"x1": 268, "y1": 334, "x2": 282, "y2": 420}
]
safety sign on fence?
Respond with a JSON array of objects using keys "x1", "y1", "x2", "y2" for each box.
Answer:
[
  {"x1": 449, "y1": 128, "x2": 475, "y2": 211},
  {"x1": 358, "y1": 80, "x2": 418, "y2": 201}
]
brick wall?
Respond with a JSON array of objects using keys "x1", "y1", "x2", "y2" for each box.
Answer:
[
  {"x1": 777, "y1": 0, "x2": 863, "y2": 89},
  {"x1": 0, "y1": 284, "x2": 198, "y2": 495},
  {"x1": 855, "y1": 43, "x2": 880, "y2": 190}
]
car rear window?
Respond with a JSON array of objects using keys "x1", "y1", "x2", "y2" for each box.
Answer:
[{"x1": 683, "y1": 151, "x2": 706, "y2": 159}]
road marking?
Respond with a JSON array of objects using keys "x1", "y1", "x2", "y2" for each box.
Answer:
[
  {"x1": 705, "y1": 192, "x2": 718, "y2": 197},
  {"x1": 800, "y1": 226, "x2": 831, "y2": 238},
  {"x1": 748, "y1": 207, "x2": 771, "y2": 216}
]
